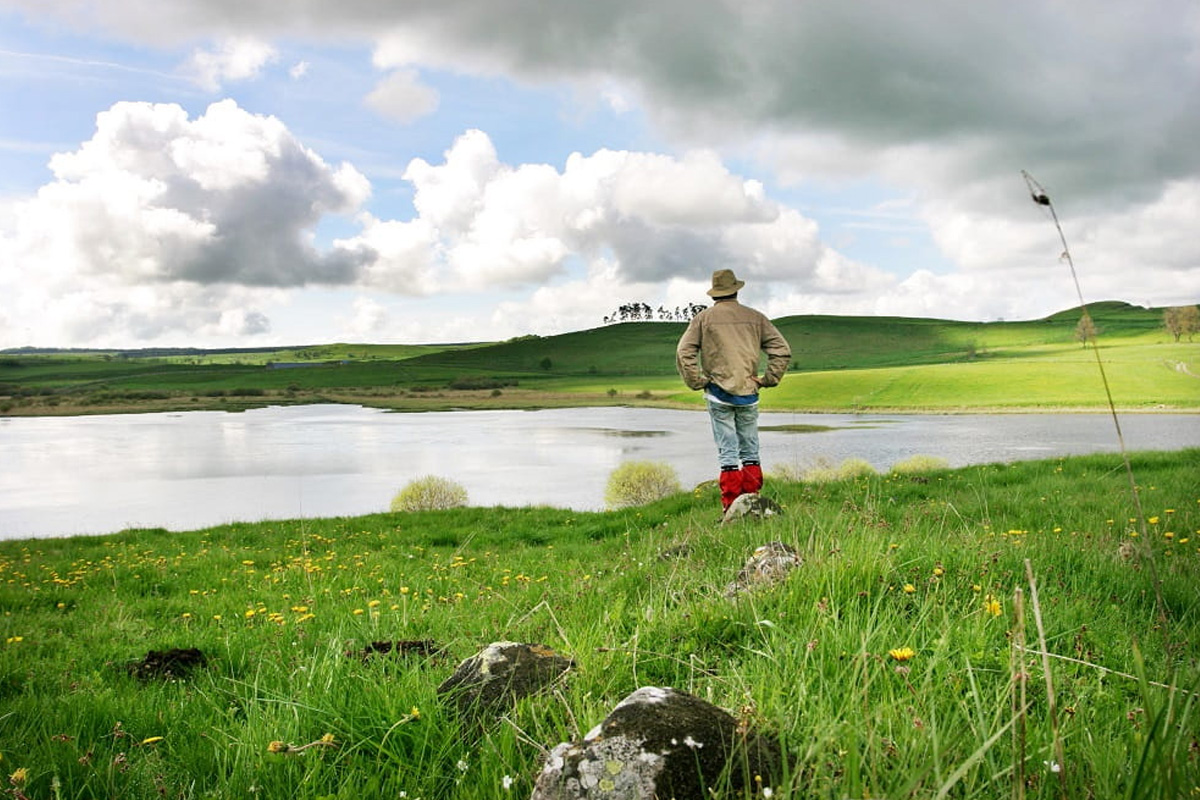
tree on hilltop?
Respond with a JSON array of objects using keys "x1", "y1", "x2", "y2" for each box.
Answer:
[
  {"x1": 1075, "y1": 311, "x2": 1098, "y2": 347},
  {"x1": 602, "y1": 302, "x2": 707, "y2": 324},
  {"x1": 1163, "y1": 305, "x2": 1199, "y2": 342}
]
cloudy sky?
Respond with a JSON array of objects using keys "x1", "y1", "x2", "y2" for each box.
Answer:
[{"x1": 1, "y1": 1, "x2": 1197, "y2": 348}]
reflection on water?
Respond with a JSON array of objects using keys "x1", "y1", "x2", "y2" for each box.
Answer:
[
  {"x1": 1, "y1": 405, "x2": 1197, "y2": 539},
  {"x1": 594, "y1": 429, "x2": 670, "y2": 438}
]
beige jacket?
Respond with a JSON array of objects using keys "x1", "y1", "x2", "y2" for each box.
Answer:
[{"x1": 675, "y1": 298, "x2": 792, "y2": 396}]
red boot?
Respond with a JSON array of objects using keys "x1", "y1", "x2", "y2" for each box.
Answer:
[
  {"x1": 742, "y1": 462, "x2": 763, "y2": 495},
  {"x1": 719, "y1": 468, "x2": 743, "y2": 511}
]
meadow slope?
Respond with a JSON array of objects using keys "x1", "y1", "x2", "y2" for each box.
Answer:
[{"x1": 0, "y1": 450, "x2": 1196, "y2": 798}]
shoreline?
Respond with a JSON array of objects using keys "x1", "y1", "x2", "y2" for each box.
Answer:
[{"x1": 2, "y1": 391, "x2": 1197, "y2": 419}]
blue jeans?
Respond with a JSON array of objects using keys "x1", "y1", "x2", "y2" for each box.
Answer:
[{"x1": 706, "y1": 398, "x2": 760, "y2": 469}]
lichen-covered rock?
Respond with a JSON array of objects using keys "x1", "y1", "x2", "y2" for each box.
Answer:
[
  {"x1": 724, "y1": 541, "x2": 802, "y2": 597},
  {"x1": 531, "y1": 686, "x2": 787, "y2": 799},
  {"x1": 658, "y1": 543, "x2": 692, "y2": 560},
  {"x1": 721, "y1": 492, "x2": 782, "y2": 524},
  {"x1": 437, "y1": 641, "x2": 572, "y2": 719}
]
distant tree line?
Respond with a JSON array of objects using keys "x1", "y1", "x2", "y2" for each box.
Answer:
[{"x1": 603, "y1": 302, "x2": 707, "y2": 324}]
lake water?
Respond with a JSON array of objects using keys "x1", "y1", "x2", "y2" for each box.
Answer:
[{"x1": 1, "y1": 405, "x2": 1197, "y2": 540}]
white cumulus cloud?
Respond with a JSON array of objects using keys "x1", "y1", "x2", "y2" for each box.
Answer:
[
  {"x1": 0, "y1": 99, "x2": 375, "y2": 345},
  {"x1": 183, "y1": 36, "x2": 278, "y2": 92},
  {"x1": 365, "y1": 68, "x2": 440, "y2": 123}
]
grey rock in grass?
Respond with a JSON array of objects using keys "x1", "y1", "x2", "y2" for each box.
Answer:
[
  {"x1": 721, "y1": 492, "x2": 782, "y2": 524},
  {"x1": 724, "y1": 540, "x2": 802, "y2": 598},
  {"x1": 531, "y1": 686, "x2": 788, "y2": 800},
  {"x1": 437, "y1": 641, "x2": 572, "y2": 719}
]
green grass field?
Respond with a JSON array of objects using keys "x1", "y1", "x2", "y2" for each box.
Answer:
[
  {"x1": 1, "y1": 301, "x2": 1196, "y2": 415},
  {"x1": 1, "y1": 450, "x2": 1197, "y2": 798}
]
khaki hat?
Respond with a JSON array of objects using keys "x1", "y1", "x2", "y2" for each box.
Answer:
[{"x1": 707, "y1": 269, "x2": 745, "y2": 298}]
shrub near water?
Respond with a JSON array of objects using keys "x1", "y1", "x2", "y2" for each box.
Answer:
[
  {"x1": 604, "y1": 460, "x2": 682, "y2": 509},
  {"x1": 788, "y1": 455, "x2": 880, "y2": 483},
  {"x1": 390, "y1": 475, "x2": 469, "y2": 511},
  {"x1": 0, "y1": 450, "x2": 1197, "y2": 799},
  {"x1": 890, "y1": 454, "x2": 951, "y2": 475}
]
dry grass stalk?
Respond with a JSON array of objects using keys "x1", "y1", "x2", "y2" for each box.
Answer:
[
  {"x1": 1024, "y1": 560, "x2": 1067, "y2": 799},
  {"x1": 1011, "y1": 586, "x2": 1027, "y2": 800}
]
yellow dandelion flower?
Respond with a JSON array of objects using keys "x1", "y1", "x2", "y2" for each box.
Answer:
[
  {"x1": 10, "y1": 767, "x2": 30, "y2": 785},
  {"x1": 1164, "y1": 532, "x2": 1174, "y2": 540},
  {"x1": 267, "y1": 741, "x2": 290, "y2": 754},
  {"x1": 932, "y1": 567, "x2": 944, "y2": 577},
  {"x1": 353, "y1": 608, "x2": 364, "y2": 616},
  {"x1": 5, "y1": 636, "x2": 23, "y2": 644},
  {"x1": 367, "y1": 600, "x2": 381, "y2": 608},
  {"x1": 889, "y1": 647, "x2": 916, "y2": 662},
  {"x1": 410, "y1": 706, "x2": 421, "y2": 719},
  {"x1": 903, "y1": 584, "x2": 916, "y2": 594},
  {"x1": 320, "y1": 733, "x2": 335, "y2": 745},
  {"x1": 984, "y1": 596, "x2": 1002, "y2": 617}
]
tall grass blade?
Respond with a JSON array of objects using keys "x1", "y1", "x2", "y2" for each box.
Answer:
[
  {"x1": 1011, "y1": 587, "x2": 1027, "y2": 800},
  {"x1": 1023, "y1": 559, "x2": 1067, "y2": 798},
  {"x1": 1021, "y1": 170, "x2": 1165, "y2": 621}
]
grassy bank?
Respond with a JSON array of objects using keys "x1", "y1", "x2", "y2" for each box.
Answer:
[
  {"x1": 1, "y1": 450, "x2": 1197, "y2": 798},
  {"x1": 2, "y1": 302, "x2": 1196, "y2": 415}
]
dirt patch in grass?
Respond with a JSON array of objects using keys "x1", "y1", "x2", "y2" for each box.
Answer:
[
  {"x1": 347, "y1": 639, "x2": 447, "y2": 663},
  {"x1": 126, "y1": 647, "x2": 208, "y2": 681}
]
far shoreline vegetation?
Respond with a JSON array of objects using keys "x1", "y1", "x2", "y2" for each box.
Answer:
[{"x1": 1, "y1": 300, "x2": 1196, "y2": 417}]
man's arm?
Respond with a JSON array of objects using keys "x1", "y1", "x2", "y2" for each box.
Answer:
[
  {"x1": 675, "y1": 319, "x2": 708, "y2": 390},
  {"x1": 758, "y1": 321, "x2": 791, "y2": 387}
]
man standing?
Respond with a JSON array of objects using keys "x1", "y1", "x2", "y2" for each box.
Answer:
[{"x1": 676, "y1": 269, "x2": 792, "y2": 512}]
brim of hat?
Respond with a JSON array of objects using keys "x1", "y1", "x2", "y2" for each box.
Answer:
[{"x1": 707, "y1": 281, "x2": 745, "y2": 297}]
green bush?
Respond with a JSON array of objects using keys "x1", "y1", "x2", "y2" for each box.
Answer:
[
  {"x1": 447, "y1": 376, "x2": 517, "y2": 390},
  {"x1": 889, "y1": 454, "x2": 950, "y2": 475},
  {"x1": 766, "y1": 462, "x2": 805, "y2": 482},
  {"x1": 604, "y1": 461, "x2": 681, "y2": 509},
  {"x1": 836, "y1": 458, "x2": 877, "y2": 479},
  {"x1": 390, "y1": 476, "x2": 469, "y2": 512},
  {"x1": 800, "y1": 456, "x2": 878, "y2": 483}
]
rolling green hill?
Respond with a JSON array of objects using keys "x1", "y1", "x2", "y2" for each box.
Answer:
[{"x1": 1, "y1": 301, "x2": 1195, "y2": 414}]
